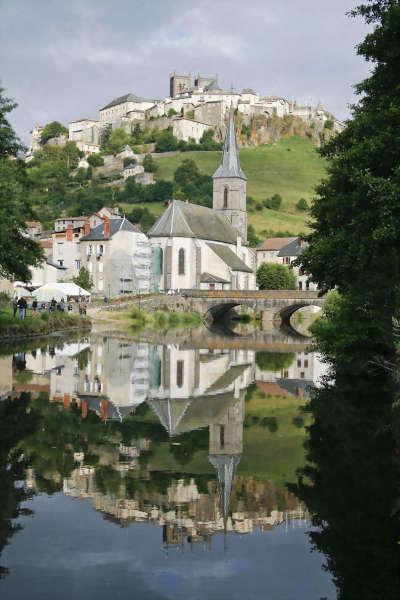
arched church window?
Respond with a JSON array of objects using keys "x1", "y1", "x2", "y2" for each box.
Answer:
[
  {"x1": 178, "y1": 248, "x2": 185, "y2": 275},
  {"x1": 176, "y1": 360, "x2": 184, "y2": 387},
  {"x1": 223, "y1": 187, "x2": 228, "y2": 208},
  {"x1": 159, "y1": 248, "x2": 163, "y2": 275}
]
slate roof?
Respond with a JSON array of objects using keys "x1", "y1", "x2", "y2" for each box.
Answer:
[
  {"x1": 256, "y1": 237, "x2": 297, "y2": 251},
  {"x1": 278, "y1": 238, "x2": 306, "y2": 257},
  {"x1": 100, "y1": 93, "x2": 155, "y2": 111},
  {"x1": 204, "y1": 79, "x2": 222, "y2": 92},
  {"x1": 148, "y1": 200, "x2": 238, "y2": 244},
  {"x1": 200, "y1": 272, "x2": 230, "y2": 284},
  {"x1": 207, "y1": 242, "x2": 253, "y2": 273},
  {"x1": 213, "y1": 106, "x2": 247, "y2": 180},
  {"x1": 80, "y1": 217, "x2": 137, "y2": 241}
]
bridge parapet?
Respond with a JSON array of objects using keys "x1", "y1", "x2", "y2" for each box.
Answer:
[{"x1": 181, "y1": 289, "x2": 322, "y2": 300}]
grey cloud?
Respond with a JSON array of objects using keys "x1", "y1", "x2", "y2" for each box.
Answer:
[{"x1": 0, "y1": 0, "x2": 370, "y2": 141}]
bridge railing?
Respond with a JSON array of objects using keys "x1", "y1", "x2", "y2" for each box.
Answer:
[{"x1": 180, "y1": 289, "x2": 323, "y2": 300}]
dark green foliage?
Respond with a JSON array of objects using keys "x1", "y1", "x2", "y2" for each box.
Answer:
[
  {"x1": 296, "y1": 197, "x2": 309, "y2": 211},
  {"x1": 0, "y1": 89, "x2": 23, "y2": 157},
  {"x1": 247, "y1": 224, "x2": 261, "y2": 247},
  {"x1": 198, "y1": 129, "x2": 221, "y2": 150},
  {"x1": 255, "y1": 351, "x2": 295, "y2": 371},
  {"x1": 154, "y1": 128, "x2": 178, "y2": 152},
  {"x1": 173, "y1": 159, "x2": 212, "y2": 206},
  {"x1": 264, "y1": 193, "x2": 283, "y2": 210},
  {"x1": 101, "y1": 127, "x2": 130, "y2": 155},
  {"x1": 324, "y1": 119, "x2": 334, "y2": 130},
  {"x1": 260, "y1": 417, "x2": 279, "y2": 432},
  {"x1": 73, "y1": 266, "x2": 93, "y2": 291},
  {"x1": 121, "y1": 177, "x2": 173, "y2": 204},
  {"x1": 143, "y1": 153, "x2": 158, "y2": 172},
  {"x1": 0, "y1": 89, "x2": 43, "y2": 281},
  {"x1": 299, "y1": 0, "x2": 400, "y2": 337},
  {"x1": 123, "y1": 156, "x2": 135, "y2": 168},
  {"x1": 87, "y1": 153, "x2": 104, "y2": 167},
  {"x1": 126, "y1": 207, "x2": 156, "y2": 232},
  {"x1": 40, "y1": 121, "x2": 68, "y2": 144},
  {"x1": 167, "y1": 108, "x2": 178, "y2": 117},
  {"x1": 256, "y1": 263, "x2": 297, "y2": 290}
]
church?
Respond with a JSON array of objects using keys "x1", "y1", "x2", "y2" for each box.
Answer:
[{"x1": 148, "y1": 107, "x2": 256, "y2": 291}]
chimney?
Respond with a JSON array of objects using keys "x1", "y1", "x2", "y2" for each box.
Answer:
[
  {"x1": 66, "y1": 223, "x2": 73, "y2": 242},
  {"x1": 103, "y1": 216, "x2": 110, "y2": 238},
  {"x1": 84, "y1": 218, "x2": 90, "y2": 236}
]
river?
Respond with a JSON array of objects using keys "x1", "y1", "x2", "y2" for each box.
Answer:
[{"x1": 0, "y1": 318, "x2": 341, "y2": 599}]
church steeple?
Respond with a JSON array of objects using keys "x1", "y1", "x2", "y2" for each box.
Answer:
[
  {"x1": 212, "y1": 106, "x2": 248, "y2": 243},
  {"x1": 213, "y1": 105, "x2": 246, "y2": 180}
]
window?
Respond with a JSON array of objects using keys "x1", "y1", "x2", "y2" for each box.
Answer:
[
  {"x1": 219, "y1": 425, "x2": 225, "y2": 449},
  {"x1": 297, "y1": 359, "x2": 301, "y2": 367},
  {"x1": 178, "y1": 248, "x2": 185, "y2": 275},
  {"x1": 304, "y1": 359, "x2": 309, "y2": 368},
  {"x1": 99, "y1": 263, "x2": 103, "y2": 273},
  {"x1": 176, "y1": 360, "x2": 184, "y2": 387},
  {"x1": 58, "y1": 260, "x2": 64, "y2": 267},
  {"x1": 98, "y1": 279, "x2": 104, "y2": 291},
  {"x1": 57, "y1": 242, "x2": 63, "y2": 255},
  {"x1": 223, "y1": 187, "x2": 228, "y2": 208},
  {"x1": 298, "y1": 281, "x2": 303, "y2": 290},
  {"x1": 283, "y1": 370, "x2": 289, "y2": 378},
  {"x1": 306, "y1": 281, "x2": 310, "y2": 290},
  {"x1": 87, "y1": 244, "x2": 92, "y2": 256},
  {"x1": 98, "y1": 244, "x2": 104, "y2": 255},
  {"x1": 75, "y1": 260, "x2": 81, "y2": 271},
  {"x1": 300, "y1": 371, "x2": 305, "y2": 379},
  {"x1": 159, "y1": 247, "x2": 163, "y2": 275}
]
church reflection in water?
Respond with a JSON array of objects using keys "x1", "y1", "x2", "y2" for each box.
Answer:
[{"x1": 4, "y1": 336, "x2": 325, "y2": 550}]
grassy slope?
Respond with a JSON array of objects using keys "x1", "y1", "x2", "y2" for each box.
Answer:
[{"x1": 152, "y1": 136, "x2": 326, "y2": 235}]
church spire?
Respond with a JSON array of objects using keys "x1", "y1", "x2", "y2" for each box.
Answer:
[{"x1": 213, "y1": 105, "x2": 246, "y2": 180}]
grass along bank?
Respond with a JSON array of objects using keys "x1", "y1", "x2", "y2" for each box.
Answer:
[
  {"x1": 0, "y1": 308, "x2": 90, "y2": 339},
  {"x1": 130, "y1": 307, "x2": 202, "y2": 332}
]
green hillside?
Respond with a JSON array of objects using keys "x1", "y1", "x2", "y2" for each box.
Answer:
[{"x1": 153, "y1": 136, "x2": 326, "y2": 236}]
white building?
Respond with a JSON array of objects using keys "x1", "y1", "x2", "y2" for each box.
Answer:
[
  {"x1": 256, "y1": 237, "x2": 317, "y2": 291},
  {"x1": 172, "y1": 117, "x2": 210, "y2": 143},
  {"x1": 99, "y1": 93, "x2": 156, "y2": 124},
  {"x1": 148, "y1": 108, "x2": 256, "y2": 291},
  {"x1": 79, "y1": 216, "x2": 151, "y2": 297}
]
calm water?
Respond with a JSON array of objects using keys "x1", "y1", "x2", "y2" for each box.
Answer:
[{"x1": 0, "y1": 323, "x2": 336, "y2": 599}]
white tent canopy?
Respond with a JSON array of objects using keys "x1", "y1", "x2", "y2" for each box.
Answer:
[{"x1": 33, "y1": 283, "x2": 91, "y2": 303}]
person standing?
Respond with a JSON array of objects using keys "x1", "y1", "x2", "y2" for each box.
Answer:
[
  {"x1": 17, "y1": 297, "x2": 27, "y2": 319},
  {"x1": 12, "y1": 297, "x2": 18, "y2": 318}
]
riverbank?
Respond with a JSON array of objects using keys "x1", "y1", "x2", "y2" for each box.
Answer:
[{"x1": 0, "y1": 309, "x2": 91, "y2": 340}]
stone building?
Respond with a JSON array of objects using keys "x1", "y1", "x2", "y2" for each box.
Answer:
[
  {"x1": 256, "y1": 236, "x2": 318, "y2": 291},
  {"x1": 99, "y1": 93, "x2": 156, "y2": 124},
  {"x1": 172, "y1": 117, "x2": 210, "y2": 143},
  {"x1": 79, "y1": 215, "x2": 151, "y2": 297},
  {"x1": 148, "y1": 107, "x2": 255, "y2": 291}
]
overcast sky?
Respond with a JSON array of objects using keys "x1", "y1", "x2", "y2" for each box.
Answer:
[{"x1": 0, "y1": 0, "x2": 371, "y2": 142}]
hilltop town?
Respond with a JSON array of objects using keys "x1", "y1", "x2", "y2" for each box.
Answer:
[{"x1": 27, "y1": 71, "x2": 344, "y2": 159}]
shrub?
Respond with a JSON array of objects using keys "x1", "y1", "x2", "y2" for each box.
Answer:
[
  {"x1": 324, "y1": 119, "x2": 334, "y2": 130},
  {"x1": 87, "y1": 153, "x2": 104, "y2": 167},
  {"x1": 256, "y1": 263, "x2": 297, "y2": 290},
  {"x1": 296, "y1": 198, "x2": 309, "y2": 211},
  {"x1": 264, "y1": 194, "x2": 282, "y2": 210},
  {"x1": 41, "y1": 121, "x2": 68, "y2": 144},
  {"x1": 143, "y1": 153, "x2": 158, "y2": 172},
  {"x1": 256, "y1": 351, "x2": 295, "y2": 371}
]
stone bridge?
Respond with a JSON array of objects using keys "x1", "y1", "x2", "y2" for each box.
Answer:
[{"x1": 180, "y1": 289, "x2": 325, "y2": 325}]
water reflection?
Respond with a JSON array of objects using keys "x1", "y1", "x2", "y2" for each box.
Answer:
[{"x1": 0, "y1": 334, "x2": 334, "y2": 597}]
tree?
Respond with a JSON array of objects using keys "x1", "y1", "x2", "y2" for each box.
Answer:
[
  {"x1": 87, "y1": 153, "x2": 104, "y2": 167},
  {"x1": 167, "y1": 108, "x2": 178, "y2": 117},
  {"x1": 298, "y1": 1, "x2": 400, "y2": 338},
  {"x1": 0, "y1": 88, "x2": 43, "y2": 281},
  {"x1": 264, "y1": 193, "x2": 282, "y2": 210},
  {"x1": 73, "y1": 266, "x2": 93, "y2": 291},
  {"x1": 324, "y1": 119, "x2": 334, "y2": 130},
  {"x1": 143, "y1": 153, "x2": 158, "y2": 172},
  {"x1": 256, "y1": 263, "x2": 296, "y2": 290},
  {"x1": 247, "y1": 224, "x2": 260, "y2": 247},
  {"x1": 154, "y1": 128, "x2": 178, "y2": 152},
  {"x1": 174, "y1": 159, "x2": 199, "y2": 187},
  {"x1": 40, "y1": 121, "x2": 68, "y2": 144},
  {"x1": 296, "y1": 197, "x2": 309, "y2": 211},
  {"x1": 256, "y1": 351, "x2": 295, "y2": 371},
  {"x1": 102, "y1": 128, "x2": 130, "y2": 155}
]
